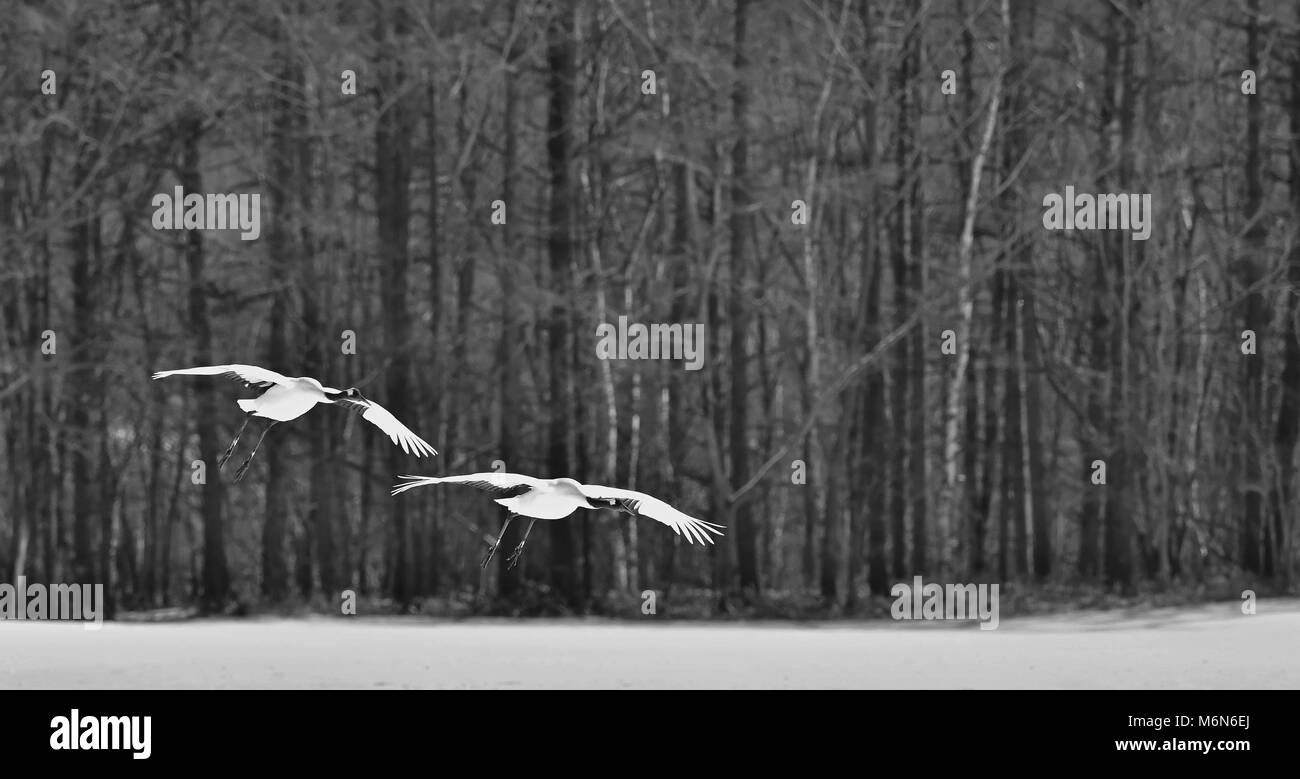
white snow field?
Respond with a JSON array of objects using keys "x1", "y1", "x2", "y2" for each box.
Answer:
[{"x1": 1, "y1": 600, "x2": 1296, "y2": 689}]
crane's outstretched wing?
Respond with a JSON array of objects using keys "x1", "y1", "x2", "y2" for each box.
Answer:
[
  {"x1": 578, "y1": 485, "x2": 724, "y2": 545},
  {"x1": 334, "y1": 397, "x2": 437, "y2": 457},
  {"x1": 152, "y1": 364, "x2": 292, "y2": 389},
  {"x1": 392, "y1": 472, "x2": 543, "y2": 497}
]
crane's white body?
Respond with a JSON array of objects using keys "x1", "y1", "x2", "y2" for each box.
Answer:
[
  {"x1": 494, "y1": 478, "x2": 591, "y2": 520},
  {"x1": 239, "y1": 378, "x2": 334, "y2": 422}
]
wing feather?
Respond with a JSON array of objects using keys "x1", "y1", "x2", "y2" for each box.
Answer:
[
  {"x1": 578, "y1": 485, "x2": 724, "y2": 545},
  {"x1": 152, "y1": 364, "x2": 291, "y2": 388},
  {"x1": 335, "y1": 397, "x2": 437, "y2": 457},
  {"x1": 392, "y1": 472, "x2": 543, "y2": 497}
]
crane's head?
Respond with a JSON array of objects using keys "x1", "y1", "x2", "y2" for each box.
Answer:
[{"x1": 326, "y1": 387, "x2": 365, "y2": 403}]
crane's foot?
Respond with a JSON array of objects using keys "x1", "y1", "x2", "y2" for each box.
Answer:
[
  {"x1": 506, "y1": 542, "x2": 528, "y2": 570},
  {"x1": 481, "y1": 543, "x2": 500, "y2": 569},
  {"x1": 233, "y1": 457, "x2": 253, "y2": 483}
]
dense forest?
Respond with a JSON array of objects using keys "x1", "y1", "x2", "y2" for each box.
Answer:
[{"x1": 0, "y1": 0, "x2": 1296, "y2": 617}]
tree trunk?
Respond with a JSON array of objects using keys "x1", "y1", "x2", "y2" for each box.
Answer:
[
  {"x1": 729, "y1": 0, "x2": 759, "y2": 597},
  {"x1": 262, "y1": 22, "x2": 296, "y2": 602},
  {"x1": 1272, "y1": 48, "x2": 1300, "y2": 587},
  {"x1": 376, "y1": 2, "x2": 415, "y2": 605},
  {"x1": 1237, "y1": 0, "x2": 1267, "y2": 575},
  {"x1": 181, "y1": 112, "x2": 229, "y2": 613},
  {"x1": 545, "y1": 0, "x2": 580, "y2": 608},
  {"x1": 939, "y1": 29, "x2": 1000, "y2": 579},
  {"x1": 855, "y1": 0, "x2": 888, "y2": 600},
  {"x1": 495, "y1": 0, "x2": 524, "y2": 599},
  {"x1": 1100, "y1": 0, "x2": 1136, "y2": 592}
]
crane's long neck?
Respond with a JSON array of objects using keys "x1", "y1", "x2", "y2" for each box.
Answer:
[{"x1": 322, "y1": 389, "x2": 355, "y2": 404}]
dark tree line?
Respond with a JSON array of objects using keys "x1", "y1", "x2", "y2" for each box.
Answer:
[{"x1": 0, "y1": 0, "x2": 1296, "y2": 616}]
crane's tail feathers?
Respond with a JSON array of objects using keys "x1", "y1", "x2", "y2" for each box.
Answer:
[{"x1": 391, "y1": 475, "x2": 440, "y2": 496}]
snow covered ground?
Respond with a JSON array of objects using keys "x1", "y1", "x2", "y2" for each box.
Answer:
[{"x1": 1, "y1": 600, "x2": 1295, "y2": 689}]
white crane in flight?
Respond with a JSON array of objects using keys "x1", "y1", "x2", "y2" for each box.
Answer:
[
  {"x1": 153, "y1": 364, "x2": 436, "y2": 481},
  {"x1": 392, "y1": 472, "x2": 724, "y2": 568}
]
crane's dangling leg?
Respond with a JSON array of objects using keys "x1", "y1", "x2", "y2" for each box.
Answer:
[
  {"x1": 219, "y1": 414, "x2": 253, "y2": 470},
  {"x1": 506, "y1": 518, "x2": 539, "y2": 570},
  {"x1": 481, "y1": 513, "x2": 515, "y2": 569},
  {"x1": 233, "y1": 420, "x2": 277, "y2": 483}
]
